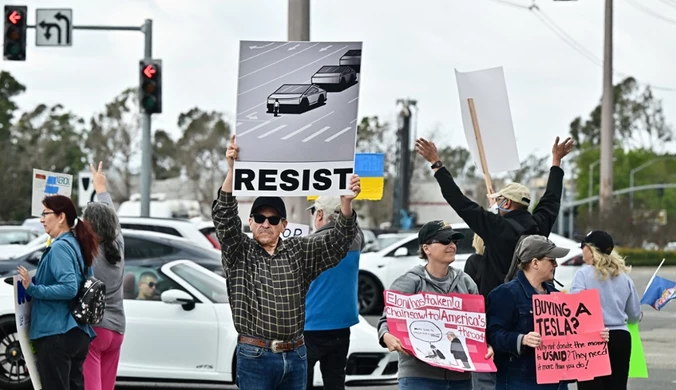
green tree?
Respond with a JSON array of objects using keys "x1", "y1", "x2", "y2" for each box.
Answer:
[
  {"x1": 0, "y1": 72, "x2": 26, "y2": 221},
  {"x1": 152, "y1": 129, "x2": 180, "y2": 180}
]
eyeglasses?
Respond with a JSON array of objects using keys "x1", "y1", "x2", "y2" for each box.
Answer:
[
  {"x1": 251, "y1": 214, "x2": 283, "y2": 225},
  {"x1": 144, "y1": 281, "x2": 156, "y2": 288},
  {"x1": 40, "y1": 211, "x2": 56, "y2": 218},
  {"x1": 428, "y1": 239, "x2": 459, "y2": 246}
]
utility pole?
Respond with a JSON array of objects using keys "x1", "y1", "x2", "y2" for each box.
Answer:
[
  {"x1": 392, "y1": 99, "x2": 416, "y2": 230},
  {"x1": 140, "y1": 19, "x2": 153, "y2": 217},
  {"x1": 599, "y1": 0, "x2": 614, "y2": 213},
  {"x1": 287, "y1": 0, "x2": 312, "y2": 225}
]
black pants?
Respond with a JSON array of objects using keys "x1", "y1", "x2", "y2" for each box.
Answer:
[
  {"x1": 305, "y1": 328, "x2": 351, "y2": 390},
  {"x1": 577, "y1": 329, "x2": 631, "y2": 390},
  {"x1": 34, "y1": 327, "x2": 91, "y2": 390}
]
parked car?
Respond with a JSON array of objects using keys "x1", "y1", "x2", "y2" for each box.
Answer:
[
  {"x1": 118, "y1": 216, "x2": 215, "y2": 250},
  {"x1": 266, "y1": 84, "x2": 327, "y2": 112},
  {"x1": 0, "y1": 260, "x2": 397, "y2": 389},
  {"x1": 339, "y1": 49, "x2": 361, "y2": 72},
  {"x1": 357, "y1": 223, "x2": 583, "y2": 314},
  {"x1": 310, "y1": 65, "x2": 357, "y2": 86},
  {"x1": 0, "y1": 229, "x2": 224, "y2": 277},
  {"x1": 0, "y1": 226, "x2": 42, "y2": 246}
]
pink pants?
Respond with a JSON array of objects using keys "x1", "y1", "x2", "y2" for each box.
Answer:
[{"x1": 83, "y1": 327, "x2": 124, "y2": 390}]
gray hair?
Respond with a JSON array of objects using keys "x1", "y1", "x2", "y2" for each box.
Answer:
[{"x1": 82, "y1": 202, "x2": 122, "y2": 265}]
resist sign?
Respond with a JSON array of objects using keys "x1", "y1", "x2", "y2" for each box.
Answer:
[{"x1": 533, "y1": 289, "x2": 611, "y2": 384}]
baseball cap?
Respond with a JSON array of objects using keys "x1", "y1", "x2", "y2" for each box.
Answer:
[
  {"x1": 488, "y1": 183, "x2": 531, "y2": 206},
  {"x1": 580, "y1": 230, "x2": 614, "y2": 255},
  {"x1": 251, "y1": 197, "x2": 287, "y2": 218},
  {"x1": 516, "y1": 235, "x2": 570, "y2": 263},
  {"x1": 418, "y1": 220, "x2": 465, "y2": 246},
  {"x1": 306, "y1": 196, "x2": 341, "y2": 215}
]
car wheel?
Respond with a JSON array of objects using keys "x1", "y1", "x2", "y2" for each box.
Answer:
[
  {"x1": 301, "y1": 99, "x2": 310, "y2": 110},
  {"x1": 0, "y1": 316, "x2": 31, "y2": 390},
  {"x1": 318, "y1": 95, "x2": 325, "y2": 105},
  {"x1": 358, "y1": 273, "x2": 383, "y2": 315}
]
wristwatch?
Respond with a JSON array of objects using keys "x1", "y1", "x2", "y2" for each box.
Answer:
[{"x1": 431, "y1": 161, "x2": 443, "y2": 169}]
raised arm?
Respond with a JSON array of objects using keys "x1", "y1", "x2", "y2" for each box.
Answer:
[
  {"x1": 212, "y1": 135, "x2": 249, "y2": 269},
  {"x1": 532, "y1": 137, "x2": 573, "y2": 236},
  {"x1": 301, "y1": 175, "x2": 361, "y2": 281}
]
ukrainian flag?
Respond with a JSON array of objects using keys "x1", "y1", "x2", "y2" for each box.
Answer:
[{"x1": 308, "y1": 153, "x2": 385, "y2": 201}]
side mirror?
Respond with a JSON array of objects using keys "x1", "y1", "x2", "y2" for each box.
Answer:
[
  {"x1": 161, "y1": 289, "x2": 195, "y2": 311},
  {"x1": 393, "y1": 247, "x2": 409, "y2": 257}
]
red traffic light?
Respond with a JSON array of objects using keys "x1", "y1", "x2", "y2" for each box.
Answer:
[
  {"x1": 7, "y1": 10, "x2": 21, "y2": 25},
  {"x1": 143, "y1": 65, "x2": 156, "y2": 79}
]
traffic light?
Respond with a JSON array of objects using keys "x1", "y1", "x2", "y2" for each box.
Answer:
[
  {"x1": 139, "y1": 59, "x2": 162, "y2": 114},
  {"x1": 3, "y1": 5, "x2": 27, "y2": 61}
]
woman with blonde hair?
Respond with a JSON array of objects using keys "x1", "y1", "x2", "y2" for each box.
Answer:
[{"x1": 569, "y1": 230, "x2": 641, "y2": 390}]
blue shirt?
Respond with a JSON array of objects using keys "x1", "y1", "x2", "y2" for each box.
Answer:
[
  {"x1": 304, "y1": 222, "x2": 363, "y2": 331},
  {"x1": 26, "y1": 232, "x2": 96, "y2": 341}
]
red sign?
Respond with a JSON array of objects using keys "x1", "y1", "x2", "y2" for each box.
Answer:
[
  {"x1": 143, "y1": 64, "x2": 156, "y2": 79},
  {"x1": 384, "y1": 290, "x2": 497, "y2": 373},
  {"x1": 533, "y1": 289, "x2": 611, "y2": 384},
  {"x1": 8, "y1": 10, "x2": 21, "y2": 25}
]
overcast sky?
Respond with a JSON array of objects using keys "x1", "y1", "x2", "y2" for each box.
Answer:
[{"x1": 4, "y1": 0, "x2": 676, "y2": 165}]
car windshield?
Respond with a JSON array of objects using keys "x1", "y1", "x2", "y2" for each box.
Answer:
[
  {"x1": 273, "y1": 85, "x2": 309, "y2": 94},
  {"x1": 317, "y1": 66, "x2": 344, "y2": 73},
  {"x1": 170, "y1": 263, "x2": 228, "y2": 304},
  {"x1": 378, "y1": 234, "x2": 411, "y2": 249},
  {"x1": 0, "y1": 230, "x2": 32, "y2": 245}
]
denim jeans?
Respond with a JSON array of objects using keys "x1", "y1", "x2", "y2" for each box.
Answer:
[
  {"x1": 236, "y1": 342, "x2": 307, "y2": 390},
  {"x1": 398, "y1": 377, "x2": 472, "y2": 390}
]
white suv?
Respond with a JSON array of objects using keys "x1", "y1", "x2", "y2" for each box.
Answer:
[{"x1": 118, "y1": 217, "x2": 215, "y2": 250}]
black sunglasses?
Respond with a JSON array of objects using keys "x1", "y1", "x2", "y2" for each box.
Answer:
[
  {"x1": 145, "y1": 281, "x2": 156, "y2": 288},
  {"x1": 428, "y1": 239, "x2": 459, "y2": 246},
  {"x1": 251, "y1": 214, "x2": 283, "y2": 225}
]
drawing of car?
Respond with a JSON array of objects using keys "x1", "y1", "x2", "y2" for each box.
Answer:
[
  {"x1": 311, "y1": 65, "x2": 357, "y2": 86},
  {"x1": 339, "y1": 49, "x2": 361, "y2": 71},
  {"x1": 267, "y1": 84, "x2": 327, "y2": 112}
]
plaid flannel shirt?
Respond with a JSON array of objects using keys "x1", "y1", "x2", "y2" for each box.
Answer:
[{"x1": 211, "y1": 191, "x2": 357, "y2": 341}]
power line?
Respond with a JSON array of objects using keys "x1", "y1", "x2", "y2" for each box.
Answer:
[{"x1": 623, "y1": 0, "x2": 676, "y2": 26}]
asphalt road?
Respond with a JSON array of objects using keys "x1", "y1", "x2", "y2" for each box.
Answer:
[
  {"x1": 235, "y1": 41, "x2": 362, "y2": 163},
  {"x1": 118, "y1": 266, "x2": 676, "y2": 390}
]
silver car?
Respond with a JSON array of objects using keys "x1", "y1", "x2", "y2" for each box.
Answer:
[
  {"x1": 311, "y1": 65, "x2": 357, "y2": 86},
  {"x1": 267, "y1": 84, "x2": 327, "y2": 112}
]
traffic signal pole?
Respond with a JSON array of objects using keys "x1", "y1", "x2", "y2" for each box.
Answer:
[{"x1": 8, "y1": 13, "x2": 157, "y2": 217}]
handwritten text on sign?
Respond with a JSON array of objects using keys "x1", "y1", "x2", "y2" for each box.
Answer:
[
  {"x1": 533, "y1": 289, "x2": 611, "y2": 384},
  {"x1": 384, "y1": 290, "x2": 496, "y2": 373}
]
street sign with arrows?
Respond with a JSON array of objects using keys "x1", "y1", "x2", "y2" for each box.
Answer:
[{"x1": 36, "y1": 8, "x2": 72, "y2": 47}]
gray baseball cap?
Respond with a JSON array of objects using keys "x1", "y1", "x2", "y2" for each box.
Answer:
[{"x1": 516, "y1": 235, "x2": 570, "y2": 263}]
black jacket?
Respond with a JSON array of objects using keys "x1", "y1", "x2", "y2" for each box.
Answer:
[
  {"x1": 464, "y1": 253, "x2": 482, "y2": 286},
  {"x1": 433, "y1": 166, "x2": 564, "y2": 297}
]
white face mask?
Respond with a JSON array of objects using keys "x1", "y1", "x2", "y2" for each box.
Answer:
[{"x1": 488, "y1": 203, "x2": 499, "y2": 214}]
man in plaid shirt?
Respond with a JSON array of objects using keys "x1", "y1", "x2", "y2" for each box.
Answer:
[{"x1": 212, "y1": 135, "x2": 362, "y2": 390}]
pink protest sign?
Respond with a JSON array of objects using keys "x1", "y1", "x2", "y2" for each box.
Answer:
[
  {"x1": 533, "y1": 289, "x2": 611, "y2": 384},
  {"x1": 384, "y1": 290, "x2": 497, "y2": 373}
]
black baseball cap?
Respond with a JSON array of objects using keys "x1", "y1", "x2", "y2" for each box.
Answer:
[
  {"x1": 418, "y1": 220, "x2": 465, "y2": 245},
  {"x1": 250, "y1": 197, "x2": 287, "y2": 219},
  {"x1": 580, "y1": 230, "x2": 614, "y2": 254}
]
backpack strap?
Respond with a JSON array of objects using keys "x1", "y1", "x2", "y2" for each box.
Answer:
[{"x1": 61, "y1": 239, "x2": 86, "y2": 279}]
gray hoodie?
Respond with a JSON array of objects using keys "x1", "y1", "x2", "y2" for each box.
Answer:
[{"x1": 377, "y1": 264, "x2": 479, "y2": 381}]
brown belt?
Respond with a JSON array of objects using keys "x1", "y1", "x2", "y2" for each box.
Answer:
[{"x1": 238, "y1": 335, "x2": 305, "y2": 353}]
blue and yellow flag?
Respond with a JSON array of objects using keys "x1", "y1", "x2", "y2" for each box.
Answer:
[{"x1": 308, "y1": 153, "x2": 385, "y2": 201}]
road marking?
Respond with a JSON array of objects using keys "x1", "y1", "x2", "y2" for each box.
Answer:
[
  {"x1": 281, "y1": 111, "x2": 335, "y2": 140},
  {"x1": 350, "y1": 119, "x2": 357, "y2": 124},
  {"x1": 238, "y1": 120, "x2": 272, "y2": 137},
  {"x1": 302, "y1": 126, "x2": 331, "y2": 142},
  {"x1": 258, "y1": 125, "x2": 287, "y2": 139},
  {"x1": 239, "y1": 43, "x2": 319, "y2": 79},
  {"x1": 246, "y1": 112, "x2": 258, "y2": 120},
  {"x1": 236, "y1": 122, "x2": 242, "y2": 127},
  {"x1": 238, "y1": 46, "x2": 349, "y2": 96},
  {"x1": 240, "y1": 43, "x2": 288, "y2": 63},
  {"x1": 348, "y1": 97, "x2": 359, "y2": 104},
  {"x1": 325, "y1": 127, "x2": 352, "y2": 143}
]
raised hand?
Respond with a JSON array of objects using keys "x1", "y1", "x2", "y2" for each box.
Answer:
[
  {"x1": 89, "y1": 161, "x2": 107, "y2": 193},
  {"x1": 226, "y1": 134, "x2": 239, "y2": 169},
  {"x1": 415, "y1": 138, "x2": 440, "y2": 164}
]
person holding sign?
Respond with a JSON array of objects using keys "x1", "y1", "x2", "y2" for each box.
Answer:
[
  {"x1": 376, "y1": 220, "x2": 494, "y2": 390},
  {"x1": 16, "y1": 195, "x2": 99, "y2": 390},
  {"x1": 570, "y1": 230, "x2": 641, "y2": 390},
  {"x1": 415, "y1": 136, "x2": 573, "y2": 298},
  {"x1": 211, "y1": 135, "x2": 361, "y2": 390},
  {"x1": 304, "y1": 196, "x2": 365, "y2": 390},
  {"x1": 486, "y1": 235, "x2": 609, "y2": 390}
]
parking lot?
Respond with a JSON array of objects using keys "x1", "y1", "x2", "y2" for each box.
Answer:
[{"x1": 120, "y1": 266, "x2": 676, "y2": 389}]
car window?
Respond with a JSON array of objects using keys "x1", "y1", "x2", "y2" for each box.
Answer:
[
  {"x1": 387, "y1": 237, "x2": 419, "y2": 257},
  {"x1": 120, "y1": 223, "x2": 182, "y2": 237},
  {"x1": 170, "y1": 263, "x2": 228, "y2": 304},
  {"x1": 0, "y1": 231, "x2": 32, "y2": 245},
  {"x1": 124, "y1": 237, "x2": 180, "y2": 260},
  {"x1": 122, "y1": 265, "x2": 186, "y2": 301}
]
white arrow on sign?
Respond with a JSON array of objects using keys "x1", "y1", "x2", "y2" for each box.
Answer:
[
  {"x1": 249, "y1": 42, "x2": 274, "y2": 49},
  {"x1": 319, "y1": 45, "x2": 333, "y2": 52},
  {"x1": 246, "y1": 112, "x2": 258, "y2": 120},
  {"x1": 288, "y1": 44, "x2": 300, "y2": 51}
]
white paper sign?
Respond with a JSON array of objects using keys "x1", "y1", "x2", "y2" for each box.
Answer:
[
  {"x1": 282, "y1": 222, "x2": 310, "y2": 240},
  {"x1": 14, "y1": 272, "x2": 43, "y2": 389},
  {"x1": 455, "y1": 67, "x2": 521, "y2": 175},
  {"x1": 31, "y1": 169, "x2": 73, "y2": 217}
]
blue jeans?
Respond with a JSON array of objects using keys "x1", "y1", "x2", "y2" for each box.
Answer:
[
  {"x1": 495, "y1": 375, "x2": 568, "y2": 390},
  {"x1": 236, "y1": 342, "x2": 307, "y2": 389},
  {"x1": 398, "y1": 377, "x2": 472, "y2": 390}
]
